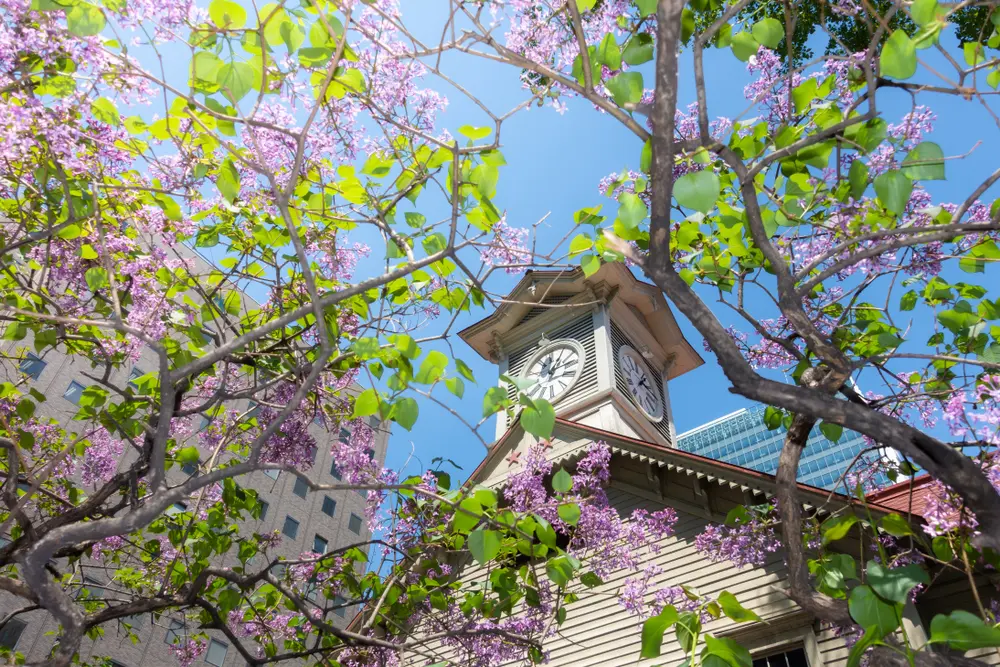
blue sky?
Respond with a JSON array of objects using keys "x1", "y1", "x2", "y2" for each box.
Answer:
[{"x1": 366, "y1": 7, "x2": 1000, "y2": 481}]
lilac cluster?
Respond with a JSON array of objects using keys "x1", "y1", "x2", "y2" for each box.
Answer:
[
  {"x1": 167, "y1": 638, "x2": 206, "y2": 667},
  {"x1": 80, "y1": 428, "x2": 126, "y2": 486},
  {"x1": 694, "y1": 508, "x2": 781, "y2": 568},
  {"x1": 479, "y1": 218, "x2": 532, "y2": 274}
]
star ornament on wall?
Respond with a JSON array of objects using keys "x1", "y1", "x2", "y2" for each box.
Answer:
[{"x1": 505, "y1": 451, "x2": 522, "y2": 466}]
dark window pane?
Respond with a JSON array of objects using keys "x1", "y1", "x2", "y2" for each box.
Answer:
[
  {"x1": 164, "y1": 619, "x2": 184, "y2": 644},
  {"x1": 330, "y1": 462, "x2": 341, "y2": 480},
  {"x1": 0, "y1": 618, "x2": 26, "y2": 650},
  {"x1": 282, "y1": 516, "x2": 299, "y2": 539},
  {"x1": 63, "y1": 381, "x2": 85, "y2": 404},
  {"x1": 19, "y1": 354, "x2": 46, "y2": 380},
  {"x1": 321, "y1": 496, "x2": 336, "y2": 517},
  {"x1": 348, "y1": 513, "x2": 362, "y2": 534},
  {"x1": 314, "y1": 535, "x2": 327, "y2": 554},
  {"x1": 258, "y1": 500, "x2": 269, "y2": 520},
  {"x1": 293, "y1": 477, "x2": 308, "y2": 498},
  {"x1": 206, "y1": 639, "x2": 228, "y2": 666},
  {"x1": 128, "y1": 367, "x2": 143, "y2": 391}
]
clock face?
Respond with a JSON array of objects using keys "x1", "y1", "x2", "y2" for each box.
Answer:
[
  {"x1": 618, "y1": 346, "x2": 664, "y2": 422},
  {"x1": 521, "y1": 341, "x2": 584, "y2": 403}
]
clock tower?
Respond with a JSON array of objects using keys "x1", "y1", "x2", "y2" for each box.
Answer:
[{"x1": 459, "y1": 263, "x2": 703, "y2": 447}]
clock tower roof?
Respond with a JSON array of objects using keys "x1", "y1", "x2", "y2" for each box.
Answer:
[{"x1": 458, "y1": 263, "x2": 703, "y2": 381}]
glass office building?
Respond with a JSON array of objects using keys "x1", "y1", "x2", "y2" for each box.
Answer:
[{"x1": 676, "y1": 405, "x2": 888, "y2": 490}]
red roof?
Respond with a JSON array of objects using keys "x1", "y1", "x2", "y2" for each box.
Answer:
[{"x1": 865, "y1": 475, "x2": 934, "y2": 517}]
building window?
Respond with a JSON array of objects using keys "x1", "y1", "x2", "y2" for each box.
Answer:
[
  {"x1": 19, "y1": 353, "x2": 46, "y2": 380},
  {"x1": 82, "y1": 577, "x2": 103, "y2": 599},
  {"x1": 321, "y1": 496, "x2": 336, "y2": 517},
  {"x1": 0, "y1": 618, "x2": 26, "y2": 650},
  {"x1": 107, "y1": 660, "x2": 128, "y2": 667},
  {"x1": 753, "y1": 647, "x2": 808, "y2": 667},
  {"x1": 258, "y1": 500, "x2": 269, "y2": 520},
  {"x1": 164, "y1": 619, "x2": 185, "y2": 644},
  {"x1": 313, "y1": 534, "x2": 328, "y2": 554},
  {"x1": 348, "y1": 513, "x2": 362, "y2": 534},
  {"x1": 330, "y1": 461, "x2": 341, "y2": 480},
  {"x1": 181, "y1": 459, "x2": 199, "y2": 476},
  {"x1": 333, "y1": 595, "x2": 347, "y2": 617},
  {"x1": 63, "y1": 380, "x2": 85, "y2": 404},
  {"x1": 205, "y1": 639, "x2": 228, "y2": 666},
  {"x1": 293, "y1": 477, "x2": 308, "y2": 498},
  {"x1": 338, "y1": 426, "x2": 351, "y2": 442},
  {"x1": 125, "y1": 613, "x2": 144, "y2": 629},
  {"x1": 246, "y1": 400, "x2": 260, "y2": 418},
  {"x1": 264, "y1": 469, "x2": 279, "y2": 480},
  {"x1": 197, "y1": 415, "x2": 211, "y2": 431},
  {"x1": 282, "y1": 516, "x2": 299, "y2": 539},
  {"x1": 367, "y1": 415, "x2": 380, "y2": 428},
  {"x1": 166, "y1": 503, "x2": 187, "y2": 517},
  {"x1": 128, "y1": 367, "x2": 144, "y2": 391},
  {"x1": 365, "y1": 447, "x2": 376, "y2": 461}
]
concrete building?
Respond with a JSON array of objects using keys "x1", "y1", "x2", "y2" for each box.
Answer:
[
  {"x1": 676, "y1": 406, "x2": 888, "y2": 490},
  {"x1": 0, "y1": 243, "x2": 389, "y2": 666}
]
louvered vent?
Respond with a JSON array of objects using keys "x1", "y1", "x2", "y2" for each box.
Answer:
[
  {"x1": 517, "y1": 294, "x2": 573, "y2": 324},
  {"x1": 609, "y1": 321, "x2": 672, "y2": 444},
  {"x1": 504, "y1": 313, "x2": 598, "y2": 427}
]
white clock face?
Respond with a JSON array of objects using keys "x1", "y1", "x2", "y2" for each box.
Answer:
[
  {"x1": 618, "y1": 346, "x2": 664, "y2": 422},
  {"x1": 521, "y1": 341, "x2": 584, "y2": 403}
]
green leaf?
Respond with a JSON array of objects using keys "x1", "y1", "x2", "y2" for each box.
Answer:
[
  {"x1": 66, "y1": 3, "x2": 105, "y2": 36},
  {"x1": 596, "y1": 33, "x2": 621, "y2": 70},
  {"x1": 617, "y1": 192, "x2": 647, "y2": 228},
  {"x1": 217, "y1": 159, "x2": 241, "y2": 204},
  {"x1": 482, "y1": 386, "x2": 508, "y2": 417},
  {"x1": 849, "y1": 585, "x2": 900, "y2": 637},
  {"x1": 901, "y1": 142, "x2": 945, "y2": 180},
  {"x1": 605, "y1": 71, "x2": 643, "y2": 106},
  {"x1": 177, "y1": 446, "x2": 200, "y2": 465},
  {"x1": 878, "y1": 513, "x2": 914, "y2": 538},
  {"x1": 209, "y1": 0, "x2": 246, "y2": 28},
  {"x1": 455, "y1": 358, "x2": 476, "y2": 383},
  {"x1": 899, "y1": 291, "x2": 918, "y2": 311},
  {"x1": 911, "y1": 0, "x2": 939, "y2": 26},
  {"x1": 751, "y1": 18, "x2": 783, "y2": 49},
  {"x1": 521, "y1": 398, "x2": 555, "y2": 438},
  {"x1": 640, "y1": 606, "x2": 679, "y2": 659},
  {"x1": 468, "y1": 529, "x2": 501, "y2": 565},
  {"x1": 881, "y1": 30, "x2": 917, "y2": 79},
  {"x1": 352, "y1": 388, "x2": 379, "y2": 418},
  {"x1": 415, "y1": 350, "x2": 448, "y2": 384},
  {"x1": 85, "y1": 267, "x2": 109, "y2": 292},
  {"x1": 280, "y1": 20, "x2": 305, "y2": 52},
  {"x1": 389, "y1": 334, "x2": 421, "y2": 359},
  {"x1": 718, "y1": 591, "x2": 761, "y2": 623},
  {"x1": 458, "y1": 125, "x2": 491, "y2": 141},
  {"x1": 576, "y1": 0, "x2": 597, "y2": 10},
  {"x1": 821, "y1": 514, "x2": 857, "y2": 545},
  {"x1": 454, "y1": 498, "x2": 483, "y2": 533},
  {"x1": 819, "y1": 421, "x2": 843, "y2": 442},
  {"x1": 763, "y1": 406, "x2": 783, "y2": 430},
  {"x1": 675, "y1": 611, "x2": 702, "y2": 653},
  {"x1": 552, "y1": 468, "x2": 573, "y2": 493},
  {"x1": 216, "y1": 62, "x2": 255, "y2": 104},
  {"x1": 91, "y1": 97, "x2": 119, "y2": 126},
  {"x1": 545, "y1": 555, "x2": 574, "y2": 587},
  {"x1": 580, "y1": 572, "x2": 603, "y2": 587},
  {"x1": 391, "y1": 398, "x2": 418, "y2": 431},
  {"x1": 623, "y1": 33, "x2": 654, "y2": 65},
  {"x1": 703, "y1": 635, "x2": 752, "y2": 667},
  {"x1": 445, "y1": 377, "x2": 465, "y2": 398},
  {"x1": 930, "y1": 610, "x2": 1000, "y2": 651},
  {"x1": 675, "y1": 170, "x2": 721, "y2": 214},
  {"x1": 558, "y1": 502, "x2": 581, "y2": 526},
  {"x1": 873, "y1": 171, "x2": 913, "y2": 215},
  {"x1": 866, "y1": 562, "x2": 929, "y2": 605},
  {"x1": 731, "y1": 32, "x2": 759, "y2": 62},
  {"x1": 580, "y1": 254, "x2": 601, "y2": 277}
]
